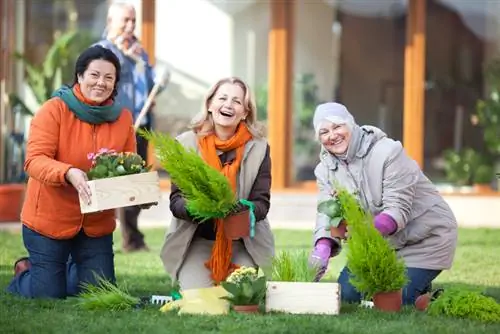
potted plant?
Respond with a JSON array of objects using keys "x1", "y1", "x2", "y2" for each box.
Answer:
[
  {"x1": 336, "y1": 187, "x2": 407, "y2": 312},
  {"x1": 317, "y1": 197, "x2": 347, "y2": 239},
  {"x1": 472, "y1": 164, "x2": 494, "y2": 193},
  {"x1": 79, "y1": 148, "x2": 160, "y2": 214},
  {"x1": 264, "y1": 250, "x2": 341, "y2": 315},
  {"x1": 139, "y1": 130, "x2": 255, "y2": 240},
  {"x1": 220, "y1": 266, "x2": 266, "y2": 314}
]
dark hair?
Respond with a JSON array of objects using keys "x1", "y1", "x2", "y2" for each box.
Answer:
[{"x1": 73, "y1": 45, "x2": 121, "y2": 99}]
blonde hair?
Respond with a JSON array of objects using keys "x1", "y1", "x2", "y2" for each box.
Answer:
[{"x1": 190, "y1": 77, "x2": 266, "y2": 138}]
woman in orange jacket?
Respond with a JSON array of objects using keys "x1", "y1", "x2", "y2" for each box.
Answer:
[{"x1": 6, "y1": 45, "x2": 144, "y2": 299}]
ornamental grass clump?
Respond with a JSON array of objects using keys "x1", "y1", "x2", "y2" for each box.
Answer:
[
  {"x1": 336, "y1": 187, "x2": 407, "y2": 298},
  {"x1": 76, "y1": 276, "x2": 140, "y2": 311},
  {"x1": 270, "y1": 250, "x2": 318, "y2": 282},
  {"x1": 139, "y1": 130, "x2": 237, "y2": 222}
]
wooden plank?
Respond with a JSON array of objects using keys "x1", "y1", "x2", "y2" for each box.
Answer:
[
  {"x1": 403, "y1": 0, "x2": 426, "y2": 168},
  {"x1": 268, "y1": 1, "x2": 294, "y2": 189},
  {"x1": 79, "y1": 171, "x2": 161, "y2": 214},
  {"x1": 140, "y1": 0, "x2": 158, "y2": 168},
  {"x1": 265, "y1": 281, "x2": 340, "y2": 315}
]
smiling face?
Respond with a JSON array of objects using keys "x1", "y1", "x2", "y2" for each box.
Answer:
[
  {"x1": 108, "y1": 5, "x2": 136, "y2": 39},
  {"x1": 318, "y1": 121, "x2": 351, "y2": 156},
  {"x1": 209, "y1": 83, "x2": 248, "y2": 132},
  {"x1": 78, "y1": 59, "x2": 117, "y2": 103}
]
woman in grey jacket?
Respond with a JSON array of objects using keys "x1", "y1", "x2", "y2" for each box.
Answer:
[{"x1": 309, "y1": 102, "x2": 457, "y2": 308}]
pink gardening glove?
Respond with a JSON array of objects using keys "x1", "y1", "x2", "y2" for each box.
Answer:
[
  {"x1": 374, "y1": 213, "x2": 398, "y2": 236},
  {"x1": 309, "y1": 238, "x2": 332, "y2": 281}
]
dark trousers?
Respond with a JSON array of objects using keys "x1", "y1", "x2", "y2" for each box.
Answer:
[
  {"x1": 7, "y1": 225, "x2": 115, "y2": 299},
  {"x1": 338, "y1": 265, "x2": 441, "y2": 305},
  {"x1": 118, "y1": 127, "x2": 149, "y2": 250}
]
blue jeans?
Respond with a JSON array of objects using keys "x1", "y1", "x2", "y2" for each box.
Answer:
[
  {"x1": 7, "y1": 225, "x2": 115, "y2": 299},
  {"x1": 338, "y1": 265, "x2": 441, "y2": 305}
]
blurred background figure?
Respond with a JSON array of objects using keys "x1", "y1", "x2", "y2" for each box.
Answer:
[{"x1": 95, "y1": 2, "x2": 166, "y2": 253}]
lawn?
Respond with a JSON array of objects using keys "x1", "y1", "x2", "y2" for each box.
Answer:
[{"x1": 0, "y1": 227, "x2": 499, "y2": 334}]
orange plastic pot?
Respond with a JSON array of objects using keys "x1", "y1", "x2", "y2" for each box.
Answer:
[{"x1": 0, "y1": 183, "x2": 25, "y2": 222}]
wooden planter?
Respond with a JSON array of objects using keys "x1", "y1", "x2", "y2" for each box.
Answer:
[
  {"x1": 265, "y1": 282, "x2": 340, "y2": 315},
  {"x1": 79, "y1": 171, "x2": 161, "y2": 214},
  {"x1": 0, "y1": 183, "x2": 25, "y2": 222},
  {"x1": 224, "y1": 209, "x2": 250, "y2": 240}
]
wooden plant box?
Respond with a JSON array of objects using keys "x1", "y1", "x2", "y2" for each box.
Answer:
[
  {"x1": 79, "y1": 171, "x2": 161, "y2": 214},
  {"x1": 265, "y1": 281, "x2": 340, "y2": 315}
]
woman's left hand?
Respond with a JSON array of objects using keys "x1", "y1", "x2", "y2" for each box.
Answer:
[{"x1": 139, "y1": 202, "x2": 158, "y2": 210}]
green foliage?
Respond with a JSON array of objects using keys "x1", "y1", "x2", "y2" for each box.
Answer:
[
  {"x1": 474, "y1": 164, "x2": 494, "y2": 184},
  {"x1": 221, "y1": 267, "x2": 266, "y2": 306},
  {"x1": 86, "y1": 149, "x2": 151, "y2": 180},
  {"x1": 76, "y1": 276, "x2": 140, "y2": 311},
  {"x1": 443, "y1": 148, "x2": 492, "y2": 186},
  {"x1": 269, "y1": 250, "x2": 318, "y2": 282},
  {"x1": 139, "y1": 129, "x2": 237, "y2": 221},
  {"x1": 428, "y1": 288, "x2": 500, "y2": 323},
  {"x1": 475, "y1": 59, "x2": 500, "y2": 156},
  {"x1": 9, "y1": 30, "x2": 95, "y2": 116},
  {"x1": 317, "y1": 197, "x2": 345, "y2": 229},
  {"x1": 336, "y1": 187, "x2": 407, "y2": 298}
]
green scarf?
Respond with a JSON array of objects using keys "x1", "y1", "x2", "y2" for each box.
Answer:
[{"x1": 52, "y1": 85, "x2": 122, "y2": 124}]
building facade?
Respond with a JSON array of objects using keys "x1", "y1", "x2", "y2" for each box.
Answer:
[{"x1": 1, "y1": 0, "x2": 499, "y2": 191}]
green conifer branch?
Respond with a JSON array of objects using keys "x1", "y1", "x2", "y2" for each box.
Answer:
[
  {"x1": 139, "y1": 130, "x2": 237, "y2": 220},
  {"x1": 336, "y1": 186, "x2": 407, "y2": 298}
]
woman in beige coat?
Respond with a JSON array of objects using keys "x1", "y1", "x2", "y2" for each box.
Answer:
[
  {"x1": 160, "y1": 77, "x2": 275, "y2": 290},
  {"x1": 310, "y1": 102, "x2": 458, "y2": 308}
]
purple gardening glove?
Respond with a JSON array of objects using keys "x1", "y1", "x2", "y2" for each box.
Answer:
[
  {"x1": 309, "y1": 238, "x2": 332, "y2": 282},
  {"x1": 374, "y1": 213, "x2": 398, "y2": 236}
]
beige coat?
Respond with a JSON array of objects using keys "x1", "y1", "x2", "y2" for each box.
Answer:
[
  {"x1": 314, "y1": 125, "x2": 458, "y2": 270},
  {"x1": 160, "y1": 131, "x2": 276, "y2": 280}
]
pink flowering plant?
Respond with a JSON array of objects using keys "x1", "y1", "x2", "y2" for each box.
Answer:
[{"x1": 86, "y1": 148, "x2": 152, "y2": 180}]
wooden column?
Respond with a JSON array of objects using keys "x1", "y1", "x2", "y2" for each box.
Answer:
[
  {"x1": 141, "y1": 0, "x2": 157, "y2": 167},
  {"x1": 268, "y1": 0, "x2": 294, "y2": 190},
  {"x1": 403, "y1": 0, "x2": 426, "y2": 168}
]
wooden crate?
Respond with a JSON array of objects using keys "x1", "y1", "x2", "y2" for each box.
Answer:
[
  {"x1": 79, "y1": 171, "x2": 161, "y2": 214},
  {"x1": 265, "y1": 281, "x2": 340, "y2": 315}
]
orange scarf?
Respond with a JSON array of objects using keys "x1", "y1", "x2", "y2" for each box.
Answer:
[{"x1": 197, "y1": 123, "x2": 253, "y2": 284}]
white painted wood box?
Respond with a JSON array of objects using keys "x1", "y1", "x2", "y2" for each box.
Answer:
[
  {"x1": 265, "y1": 282, "x2": 340, "y2": 315},
  {"x1": 79, "y1": 171, "x2": 161, "y2": 214}
]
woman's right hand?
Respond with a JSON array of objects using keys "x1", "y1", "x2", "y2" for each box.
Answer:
[{"x1": 65, "y1": 168, "x2": 92, "y2": 205}]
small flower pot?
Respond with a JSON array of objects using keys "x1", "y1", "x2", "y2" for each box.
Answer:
[
  {"x1": 372, "y1": 289, "x2": 402, "y2": 312},
  {"x1": 233, "y1": 304, "x2": 259, "y2": 314},
  {"x1": 330, "y1": 220, "x2": 347, "y2": 239},
  {"x1": 224, "y1": 209, "x2": 250, "y2": 240},
  {"x1": 0, "y1": 183, "x2": 25, "y2": 223}
]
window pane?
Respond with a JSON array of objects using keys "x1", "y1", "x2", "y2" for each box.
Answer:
[{"x1": 292, "y1": 1, "x2": 407, "y2": 181}]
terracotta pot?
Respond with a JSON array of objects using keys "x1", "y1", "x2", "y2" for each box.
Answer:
[
  {"x1": 473, "y1": 183, "x2": 492, "y2": 193},
  {"x1": 372, "y1": 290, "x2": 402, "y2": 312},
  {"x1": 330, "y1": 220, "x2": 347, "y2": 239},
  {"x1": 0, "y1": 183, "x2": 25, "y2": 223},
  {"x1": 233, "y1": 304, "x2": 259, "y2": 314},
  {"x1": 224, "y1": 209, "x2": 250, "y2": 240}
]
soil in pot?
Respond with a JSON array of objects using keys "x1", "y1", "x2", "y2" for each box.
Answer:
[
  {"x1": 0, "y1": 184, "x2": 25, "y2": 223},
  {"x1": 233, "y1": 304, "x2": 259, "y2": 314},
  {"x1": 330, "y1": 221, "x2": 347, "y2": 239},
  {"x1": 372, "y1": 290, "x2": 402, "y2": 312},
  {"x1": 224, "y1": 209, "x2": 250, "y2": 240}
]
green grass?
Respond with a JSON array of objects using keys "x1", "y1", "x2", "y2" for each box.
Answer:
[{"x1": 0, "y1": 227, "x2": 499, "y2": 334}]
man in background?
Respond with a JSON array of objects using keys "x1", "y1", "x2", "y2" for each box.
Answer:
[{"x1": 95, "y1": 2, "x2": 166, "y2": 252}]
